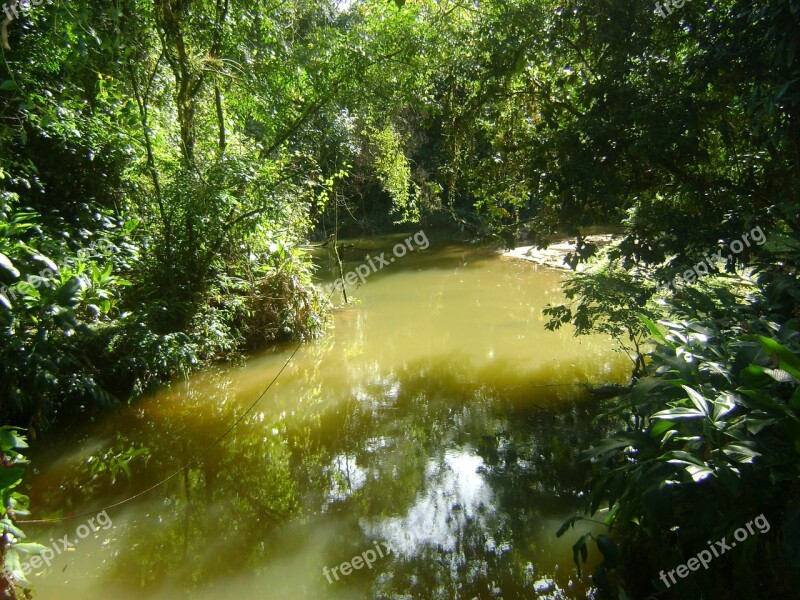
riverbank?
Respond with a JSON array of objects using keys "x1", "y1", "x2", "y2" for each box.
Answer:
[{"x1": 501, "y1": 234, "x2": 617, "y2": 271}]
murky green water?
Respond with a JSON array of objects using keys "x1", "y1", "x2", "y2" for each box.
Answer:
[{"x1": 24, "y1": 237, "x2": 629, "y2": 599}]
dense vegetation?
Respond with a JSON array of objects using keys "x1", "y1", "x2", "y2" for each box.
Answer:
[{"x1": 1, "y1": 0, "x2": 798, "y2": 598}]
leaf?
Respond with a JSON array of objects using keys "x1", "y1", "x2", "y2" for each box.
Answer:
[
  {"x1": 746, "y1": 415, "x2": 780, "y2": 434},
  {"x1": 712, "y1": 392, "x2": 737, "y2": 421},
  {"x1": 0, "y1": 428, "x2": 16, "y2": 451},
  {"x1": 651, "y1": 420, "x2": 675, "y2": 436},
  {"x1": 56, "y1": 277, "x2": 84, "y2": 307},
  {"x1": 739, "y1": 389, "x2": 798, "y2": 419},
  {"x1": 639, "y1": 314, "x2": 667, "y2": 344},
  {"x1": 652, "y1": 407, "x2": 705, "y2": 420},
  {"x1": 0, "y1": 428, "x2": 27, "y2": 451},
  {"x1": 4, "y1": 548, "x2": 23, "y2": 580},
  {"x1": 764, "y1": 368, "x2": 798, "y2": 383},
  {"x1": 581, "y1": 432, "x2": 653, "y2": 460},
  {"x1": 791, "y1": 386, "x2": 800, "y2": 410},
  {"x1": 721, "y1": 443, "x2": 761, "y2": 464},
  {"x1": 0, "y1": 466, "x2": 25, "y2": 489},
  {"x1": 0, "y1": 252, "x2": 20, "y2": 279},
  {"x1": 0, "y1": 80, "x2": 17, "y2": 91},
  {"x1": 13, "y1": 542, "x2": 45, "y2": 555},
  {"x1": 1, "y1": 519, "x2": 25, "y2": 538},
  {"x1": 757, "y1": 336, "x2": 800, "y2": 379},
  {"x1": 663, "y1": 451, "x2": 714, "y2": 481},
  {"x1": 741, "y1": 365, "x2": 772, "y2": 387},
  {"x1": 700, "y1": 360, "x2": 734, "y2": 383},
  {"x1": 556, "y1": 515, "x2": 584, "y2": 537},
  {"x1": 596, "y1": 534, "x2": 620, "y2": 569},
  {"x1": 661, "y1": 450, "x2": 706, "y2": 465},
  {"x1": 572, "y1": 533, "x2": 592, "y2": 577},
  {"x1": 715, "y1": 464, "x2": 741, "y2": 494},
  {"x1": 687, "y1": 323, "x2": 715, "y2": 337},
  {"x1": 28, "y1": 251, "x2": 59, "y2": 273},
  {"x1": 593, "y1": 563, "x2": 609, "y2": 589},
  {"x1": 684, "y1": 464, "x2": 714, "y2": 482},
  {"x1": 682, "y1": 385, "x2": 710, "y2": 415}
]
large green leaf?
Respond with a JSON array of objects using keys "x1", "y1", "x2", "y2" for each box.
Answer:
[
  {"x1": 0, "y1": 428, "x2": 27, "y2": 451},
  {"x1": 0, "y1": 466, "x2": 25, "y2": 489},
  {"x1": 652, "y1": 406, "x2": 705, "y2": 420},
  {"x1": 0, "y1": 252, "x2": 20, "y2": 279},
  {"x1": 639, "y1": 314, "x2": 667, "y2": 345},
  {"x1": 56, "y1": 276, "x2": 84, "y2": 307},
  {"x1": 650, "y1": 419, "x2": 676, "y2": 436},
  {"x1": 12, "y1": 542, "x2": 46, "y2": 555},
  {"x1": 572, "y1": 533, "x2": 592, "y2": 578},
  {"x1": 556, "y1": 515, "x2": 585, "y2": 538},
  {"x1": 757, "y1": 337, "x2": 800, "y2": 380},
  {"x1": 683, "y1": 385, "x2": 710, "y2": 416},
  {"x1": 581, "y1": 432, "x2": 653, "y2": 459},
  {"x1": 721, "y1": 443, "x2": 761, "y2": 464}
]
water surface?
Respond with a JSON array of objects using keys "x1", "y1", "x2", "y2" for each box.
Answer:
[{"x1": 25, "y1": 238, "x2": 629, "y2": 599}]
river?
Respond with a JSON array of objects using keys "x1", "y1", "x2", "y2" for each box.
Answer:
[{"x1": 24, "y1": 236, "x2": 630, "y2": 599}]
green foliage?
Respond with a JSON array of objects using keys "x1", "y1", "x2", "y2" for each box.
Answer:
[
  {"x1": 544, "y1": 248, "x2": 659, "y2": 377},
  {"x1": 563, "y1": 256, "x2": 800, "y2": 597},
  {"x1": 0, "y1": 427, "x2": 44, "y2": 596},
  {"x1": 238, "y1": 241, "x2": 332, "y2": 348},
  {"x1": 0, "y1": 0, "x2": 344, "y2": 426},
  {"x1": 0, "y1": 194, "x2": 132, "y2": 423},
  {"x1": 408, "y1": 0, "x2": 800, "y2": 251},
  {"x1": 369, "y1": 123, "x2": 418, "y2": 223}
]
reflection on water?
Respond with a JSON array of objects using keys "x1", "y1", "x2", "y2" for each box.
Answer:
[
  {"x1": 368, "y1": 450, "x2": 493, "y2": 555},
  {"x1": 24, "y1": 238, "x2": 629, "y2": 599}
]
